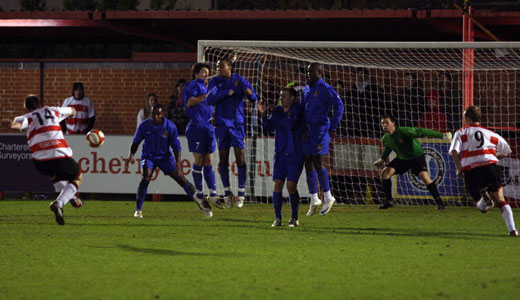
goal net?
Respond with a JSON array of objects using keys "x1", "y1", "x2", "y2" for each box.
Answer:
[{"x1": 198, "y1": 41, "x2": 520, "y2": 207}]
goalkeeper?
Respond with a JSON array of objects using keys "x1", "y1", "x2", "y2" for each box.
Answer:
[{"x1": 373, "y1": 115, "x2": 452, "y2": 210}]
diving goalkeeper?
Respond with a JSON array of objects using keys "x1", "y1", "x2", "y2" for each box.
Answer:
[{"x1": 373, "y1": 115, "x2": 452, "y2": 210}]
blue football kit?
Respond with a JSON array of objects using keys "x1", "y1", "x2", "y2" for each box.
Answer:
[
  {"x1": 132, "y1": 117, "x2": 181, "y2": 174},
  {"x1": 301, "y1": 78, "x2": 344, "y2": 156},
  {"x1": 261, "y1": 103, "x2": 304, "y2": 183},
  {"x1": 206, "y1": 73, "x2": 257, "y2": 150},
  {"x1": 183, "y1": 78, "x2": 216, "y2": 154}
]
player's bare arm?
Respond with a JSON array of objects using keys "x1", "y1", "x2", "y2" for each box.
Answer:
[
  {"x1": 450, "y1": 150, "x2": 463, "y2": 178},
  {"x1": 124, "y1": 143, "x2": 138, "y2": 167}
]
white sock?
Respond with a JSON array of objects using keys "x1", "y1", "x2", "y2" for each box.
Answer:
[
  {"x1": 311, "y1": 193, "x2": 320, "y2": 203},
  {"x1": 56, "y1": 183, "x2": 78, "y2": 207},
  {"x1": 501, "y1": 204, "x2": 517, "y2": 232},
  {"x1": 324, "y1": 190, "x2": 333, "y2": 202},
  {"x1": 53, "y1": 181, "x2": 67, "y2": 192}
]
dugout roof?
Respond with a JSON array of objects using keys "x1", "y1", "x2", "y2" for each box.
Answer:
[{"x1": 1, "y1": 9, "x2": 520, "y2": 55}]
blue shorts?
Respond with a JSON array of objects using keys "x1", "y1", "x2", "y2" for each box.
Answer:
[
  {"x1": 215, "y1": 125, "x2": 246, "y2": 150},
  {"x1": 186, "y1": 121, "x2": 216, "y2": 154},
  {"x1": 273, "y1": 153, "x2": 304, "y2": 183},
  {"x1": 303, "y1": 126, "x2": 330, "y2": 156},
  {"x1": 141, "y1": 156, "x2": 177, "y2": 175}
]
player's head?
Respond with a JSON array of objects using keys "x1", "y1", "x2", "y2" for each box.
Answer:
[
  {"x1": 306, "y1": 63, "x2": 323, "y2": 84},
  {"x1": 191, "y1": 63, "x2": 210, "y2": 80},
  {"x1": 217, "y1": 58, "x2": 233, "y2": 78},
  {"x1": 464, "y1": 105, "x2": 481, "y2": 123},
  {"x1": 24, "y1": 94, "x2": 41, "y2": 112},
  {"x1": 146, "y1": 93, "x2": 158, "y2": 109},
  {"x1": 280, "y1": 87, "x2": 297, "y2": 108},
  {"x1": 381, "y1": 115, "x2": 397, "y2": 133},
  {"x1": 151, "y1": 103, "x2": 164, "y2": 124},
  {"x1": 72, "y1": 82, "x2": 84, "y2": 100}
]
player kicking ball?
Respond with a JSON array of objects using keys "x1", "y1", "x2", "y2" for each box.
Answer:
[
  {"x1": 258, "y1": 87, "x2": 304, "y2": 227},
  {"x1": 373, "y1": 115, "x2": 451, "y2": 210},
  {"x1": 124, "y1": 104, "x2": 212, "y2": 218},
  {"x1": 3, "y1": 95, "x2": 83, "y2": 225},
  {"x1": 449, "y1": 106, "x2": 517, "y2": 236}
]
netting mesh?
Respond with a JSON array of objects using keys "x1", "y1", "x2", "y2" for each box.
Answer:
[{"x1": 201, "y1": 42, "x2": 520, "y2": 206}]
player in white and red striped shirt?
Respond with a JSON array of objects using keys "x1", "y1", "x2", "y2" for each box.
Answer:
[
  {"x1": 61, "y1": 82, "x2": 95, "y2": 134},
  {"x1": 4, "y1": 95, "x2": 84, "y2": 225},
  {"x1": 449, "y1": 105, "x2": 517, "y2": 236}
]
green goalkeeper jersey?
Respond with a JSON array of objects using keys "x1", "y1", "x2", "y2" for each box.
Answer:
[{"x1": 380, "y1": 127, "x2": 443, "y2": 161}]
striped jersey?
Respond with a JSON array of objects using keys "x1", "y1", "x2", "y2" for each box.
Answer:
[
  {"x1": 14, "y1": 106, "x2": 74, "y2": 161},
  {"x1": 449, "y1": 125, "x2": 511, "y2": 171},
  {"x1": 62, "y1": 96, "x2": 95, "y2": 134}
]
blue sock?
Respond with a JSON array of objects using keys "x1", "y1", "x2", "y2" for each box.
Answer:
[
  {"x1": 203, "y1": 165, "x2": 217, "y2": 197},
  {"x1": 316, "y1": 167, "x2": 331, "y2": 193},
  {"x1": 306, "y1": 170, "x2": 318, "y2": 194},
  {"x1": 182, "y1": 181, "x2": 195, "y2": 198},
  {"x1": 192, "y1": 164, "x2": 203, "y2": 198},
  {"x1": 289, "y1": 192, "x2": 300, "y2": 219},
  {"x1": 237, "y1": 164, "x2": 246, "y2": 197},
  {"x1": 136, "y1": 180, "x2": 149, "y2": 210},
  {"x1": 219, "y1": 163, "x2": 231, "y2": 196},
  {"x1": 273, "y1": 191, "x2": 283, "y2": 219}
]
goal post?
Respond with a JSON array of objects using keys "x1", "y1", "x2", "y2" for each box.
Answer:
[{"x1": 198, "y1": 40, "x2": 520, "y2": 207}]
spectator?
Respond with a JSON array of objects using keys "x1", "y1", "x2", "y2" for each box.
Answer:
[
  {"x1": 437, "y1": 71, "x2": 463, "y2": 131},
  {"x1": 167, "y1": 78, "x2": 189, "y2": 135},
  {"x1": 61, "y1": 82, "x2": 95, "y2": 134},
  {"x1": 334, "y1": 80, "x2": 346, "y2": 99},
  {"x1": 344, "y1": 68, "x2": 388, "y2": 137},
  {"x1": 418, "y1": 91, "x2": 448, "y2": 131},
  {"x1": 137, "y1": 93, "x2": 158, "y2": 127},
  {"x1": 394, "y1": 72, "x2": 426, "y2": 128}
]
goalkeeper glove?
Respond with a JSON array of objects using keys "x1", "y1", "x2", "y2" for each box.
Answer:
[
  {"x1": 372, "y1": 158, "x2": 384, "y2": 168},
  {"x1": 443, "y1": 132, "x2": 453, "y2": 141}
]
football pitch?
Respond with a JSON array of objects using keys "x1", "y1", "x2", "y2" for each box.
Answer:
[{"x1": 0, "y1": 200, "x2": 518, "y2": 300}]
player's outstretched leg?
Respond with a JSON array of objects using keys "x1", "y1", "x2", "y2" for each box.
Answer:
[
  {"x1": 49, "y1": 201, "x2": 65, "y2": 225},
  {"x1": 171, "y1": 170, "x2": 212, "y2": 218}
]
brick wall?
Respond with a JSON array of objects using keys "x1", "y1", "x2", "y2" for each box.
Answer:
[{"x1": 0, "y1": 62, "x2": 193, "y2": 135}]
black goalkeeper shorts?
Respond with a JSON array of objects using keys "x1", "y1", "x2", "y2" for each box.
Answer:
[{"x1": 388, "y1": 155, "x2": 428, "y2": 176}]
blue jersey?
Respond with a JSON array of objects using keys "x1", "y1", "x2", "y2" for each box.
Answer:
[
  {"x1": 132, "y1": 117, "x2": 181, "y2": 160},
  {"x1": 183, "y1": 78, "x2": 213, "y2": 122},
  {"x1": 206, "y1": 73, "x2": 257, "y2": 127},
  {"x1": 302, "y1": 78, "x2": 344, "y2": 132},
  {"x1": 261, "y1": 102, "x2": 304, "y2": 159}
]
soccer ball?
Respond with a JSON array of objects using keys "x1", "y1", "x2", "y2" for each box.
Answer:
[{"x1": 86, "y1": 129, "x2": 105, "y2": 148}]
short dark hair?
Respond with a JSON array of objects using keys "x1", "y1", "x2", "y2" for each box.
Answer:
[
  {"x1": 336, "y1": 80, "x2": 345, "y2": 87},
  {"x1": 464, "y1": 106, "x2": 481, "y2": 122},
  {"x1": 282, "y1": 87, "x2": 297, "y2": 99},
  {"x1": 381, "y1": 115, "x2": 397, "y2": 124},
  {"x1": 72, "y1": 82, "x2": 84, "y2": 98},
  {"x1": 356, "y1": 67, "x2": 369, "y2": 75},
  {"x1": 175, "y1": 78, "x2": 187, "y2": 87},
  {"x1": 152, "y1": 103, "x2": 163, "y2": 112},
  {"x1": 218, "y1": 57, "x2": 233, "y2": 68},
  {"x1": 191, "y1": 63, "x2": 210, "y2": 79},
  {"x1": 25, "y1": 94, "x2": 40, "y2": 111},
  {"x1": 404, "y1": 72, "x2": 417, "y2": 79}
]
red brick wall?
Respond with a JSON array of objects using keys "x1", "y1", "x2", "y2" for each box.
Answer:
[{"x1": 1, "y1": 62, "x2": 193, "y2": 135}]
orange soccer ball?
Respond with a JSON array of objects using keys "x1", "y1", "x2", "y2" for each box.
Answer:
[{"x1": 86, "y1": 129, "x2": 105, "y2": 148}]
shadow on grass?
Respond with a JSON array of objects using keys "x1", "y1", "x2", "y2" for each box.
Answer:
[{"x1": 89, "y1": 244, "x2": 220, "y2": 256}]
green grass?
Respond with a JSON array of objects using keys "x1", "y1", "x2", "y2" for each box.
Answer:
[{"x1": 0, "y1": 200, "x2": 519, "y2": 300}]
